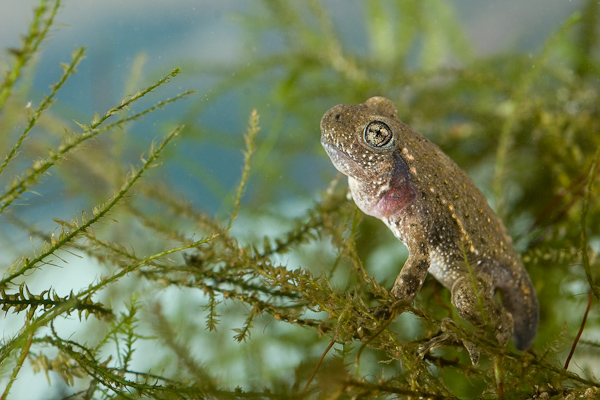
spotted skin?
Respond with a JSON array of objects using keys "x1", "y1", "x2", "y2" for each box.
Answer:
[{"x1": 320, "y1": 96, "x2": 539, "y2": 350}]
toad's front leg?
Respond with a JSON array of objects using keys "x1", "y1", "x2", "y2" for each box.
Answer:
[{"x1": 390, "y1": 239, "x2": 430, "y2": 302}]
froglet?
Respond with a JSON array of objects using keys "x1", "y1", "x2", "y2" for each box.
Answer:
[{"x1": 320, "y1": 96, "x2": 539, "y2": 353}]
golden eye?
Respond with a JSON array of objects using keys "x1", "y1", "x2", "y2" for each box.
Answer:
[{"x1": 364, "y1": 120, "x2": 393, "y2": 148}]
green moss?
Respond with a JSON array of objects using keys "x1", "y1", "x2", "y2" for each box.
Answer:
[{"x1": 1, "y1": 0, "x2": 599, "y2": 398}]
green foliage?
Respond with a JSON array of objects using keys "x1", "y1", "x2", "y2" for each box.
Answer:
[{"x1": 1, "y1": 0, "x2": 600, "y2": 399}]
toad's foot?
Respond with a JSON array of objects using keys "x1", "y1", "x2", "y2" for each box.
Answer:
[{"x1": 417, "y1": 318, "x2": 481, "y2": 365}]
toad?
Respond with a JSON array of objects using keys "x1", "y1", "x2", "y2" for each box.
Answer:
[{"x1": 320, "y1": 96, "x2": 538, "y2": 356}]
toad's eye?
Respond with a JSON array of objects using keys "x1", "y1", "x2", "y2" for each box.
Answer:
[{"x1": 364, "y1": 120, "x2": 393, "y2": 148}]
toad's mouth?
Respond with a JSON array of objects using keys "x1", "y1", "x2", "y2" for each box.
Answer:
[{"x1": 321, "y1": 138, "x2": 368, "y2": 181}]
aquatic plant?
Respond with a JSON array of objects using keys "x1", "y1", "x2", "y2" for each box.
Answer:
[{"x1": 1, "y1": 0, "x2": 599, "y2": 399}]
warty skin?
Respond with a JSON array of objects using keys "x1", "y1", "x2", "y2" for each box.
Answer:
[{"x1": 320, "y1": 96, "x2": 539, "y2": 351}]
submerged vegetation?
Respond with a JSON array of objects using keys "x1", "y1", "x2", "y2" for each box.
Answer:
[{"x1": 0, "y1": 0, "x2": 599, "y2": 399}]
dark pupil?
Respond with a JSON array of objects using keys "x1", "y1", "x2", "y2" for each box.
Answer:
[{"x1": 364, "y1": 121, "x2": 392, "y2": 147}]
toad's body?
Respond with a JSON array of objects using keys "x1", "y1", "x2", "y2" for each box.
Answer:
[{"x1": 320, "y1": 97, "x2": 538, "y2": 350}]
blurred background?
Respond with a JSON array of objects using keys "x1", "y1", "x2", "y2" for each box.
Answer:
[
  {"x1": 0, "y1": 1, "x2": 596, "y2": 399},
  {"x1": 0, "y1": 0, "x2": 582, "y2": 217}
]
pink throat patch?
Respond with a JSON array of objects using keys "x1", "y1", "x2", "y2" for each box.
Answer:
[{"x1": 373, "y1": 179, "x2": 416, "y2": 219}]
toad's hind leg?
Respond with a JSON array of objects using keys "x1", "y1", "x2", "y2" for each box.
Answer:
[
  {"x1": 419, "y1": 268, "x2": 513, "y2": 365},
  {"x1": 450, "y1": 272, "x2": 514, "y2": 347},
  {"x1": 496, "y1": 268, "x2": 539, "y2": 350}
]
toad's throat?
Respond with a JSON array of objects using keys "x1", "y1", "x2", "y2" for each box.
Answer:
[
  {"x1": 373, "y1": 177, "x2": 416, "y2": 218},
  {"x1": 321, "y1": 138, "x2": 416, "y2": 218},
  {"x1": 349, "y1": 173, "x2": 416, "y2": 220},
  {"x1": 322, "y1": 145, "x2": 417, "y2": 220}
]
